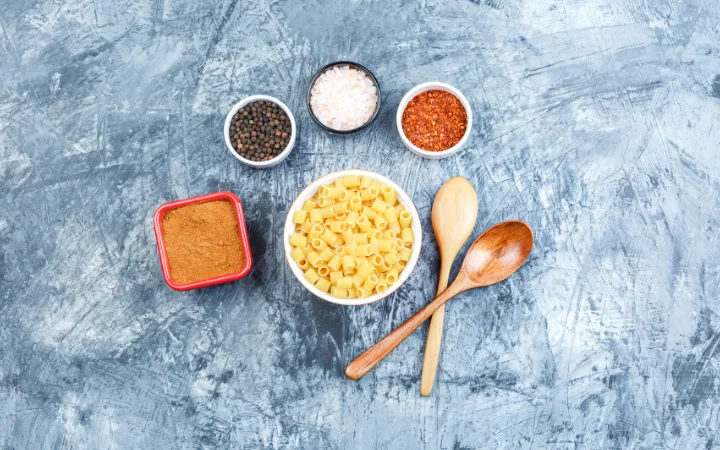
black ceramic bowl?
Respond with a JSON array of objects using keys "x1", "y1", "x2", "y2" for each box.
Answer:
[{"x1": 307, "y1": 61, "x2": 382, "y2": 135}]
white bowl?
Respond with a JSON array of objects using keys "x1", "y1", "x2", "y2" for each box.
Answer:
[
  {"x1": 224, "y1": 95, "x2": 297, "y2": 168},
  {"x1": 396, "y1": 82, "x2": 472, "y2": 159},
  {"x1": 284, "y1": 169, "x2": 422, "y2": 306}
]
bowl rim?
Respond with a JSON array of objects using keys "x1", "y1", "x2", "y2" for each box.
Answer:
[
  {"x1": 283, "y1": 169, "x2": 422, "y2": 306},
  {"x1": 396, "y1": 82, "x2": 473, "y2": 158},
  {"x1": 224, "y1": 95, "x2": 297, "y2": 168},
  {"x1": 153, "y1": 191, "x2": 253, "y2": 291},
  {"x1": 306, "y1": 61, "x2": 382, "y2": 135}
]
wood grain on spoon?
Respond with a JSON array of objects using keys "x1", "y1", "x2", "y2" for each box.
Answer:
[{"x1": 345, "y1": 221, "x2": 533, "y2": 381}]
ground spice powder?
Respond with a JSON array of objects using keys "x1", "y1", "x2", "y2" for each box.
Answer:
[
  {"x1": 401, "y1": 90, "x2": 467, "y2": 151},
  {"x1": 161, "y1": 200, "x2": 245, "y2": 284}
]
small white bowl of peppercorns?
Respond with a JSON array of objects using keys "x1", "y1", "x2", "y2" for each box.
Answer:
[{"x1": 224, "y1": 95, "x2": 296, "y2": 168}]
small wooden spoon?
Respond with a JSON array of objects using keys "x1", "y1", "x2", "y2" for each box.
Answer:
[
  {"x1": 421, "y1": 177, "x2": 478, "y2": 396},
  {"x1": 345, "y1": 221, "x2": 533, "y2": 381}
]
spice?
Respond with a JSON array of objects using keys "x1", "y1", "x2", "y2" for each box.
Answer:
[
  {"x1": 310, "y1": 65, "x2": 378, "y2": 131},
  {"x1": 230, "y1": 100, "x2": 292, "y2": 162},
  {"x1": 401, "y1": 90, "x2": 467, "y2": 151},
  {"x1": 161, "y1": 200, "x2": 245, "y2": 284}
]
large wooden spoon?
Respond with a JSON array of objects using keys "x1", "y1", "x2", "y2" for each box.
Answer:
[
  {"x1": 345, "y1": 221, "x2": 533, "y2": 380},
  {"x1": 421, "y1": 177, "x2": 478, "y2": 396}
]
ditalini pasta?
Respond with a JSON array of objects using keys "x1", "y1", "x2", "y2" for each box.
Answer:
[{"x1": 290, "y1": 176, "x2": 414, "y2": 299}]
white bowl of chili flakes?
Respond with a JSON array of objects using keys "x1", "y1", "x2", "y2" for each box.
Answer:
[{"x1": 396, "y1": 82, "x2": 472, "y2": 159}]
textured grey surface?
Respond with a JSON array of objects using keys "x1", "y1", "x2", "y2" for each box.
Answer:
[{"x1": 2, "y1": 0, "x2": 720, "y2": 448}]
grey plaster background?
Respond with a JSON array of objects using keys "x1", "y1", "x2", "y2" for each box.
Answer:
[{"x1": 2, "y1": 0, "x2": 720, "y2": 448}]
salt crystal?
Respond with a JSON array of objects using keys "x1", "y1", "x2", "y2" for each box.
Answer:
[{"x1": 310, "y1": 65, "x2": 378, "y2": 131}]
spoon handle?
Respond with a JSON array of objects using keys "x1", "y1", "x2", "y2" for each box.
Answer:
[
  {"x1": 420, "y1": 259, "x2": 452, "y2": 396},
  {"x1": 345, "y1": 276, "x2": 470, "y2": 380}
]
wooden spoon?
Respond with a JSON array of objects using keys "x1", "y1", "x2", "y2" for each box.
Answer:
[
  {"x1": 421, "y1": 177, "x2": 478, "y2": 396},
  {"x1": 345, "y1": 221, "x2": 533, "y2": 380}
]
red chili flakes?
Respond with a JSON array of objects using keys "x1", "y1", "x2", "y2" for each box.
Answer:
[{"x1": 401, "y1": 90, "x2": 468, "y2": 152}]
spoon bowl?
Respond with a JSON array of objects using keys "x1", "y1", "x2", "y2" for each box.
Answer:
[{"x1": 464, "y1": 221, "x2": 533, "y2": 286}]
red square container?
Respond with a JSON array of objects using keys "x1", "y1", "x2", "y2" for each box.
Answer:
[{"x1": 153, "y1": 191, "x2": 253, "y2": 291}]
